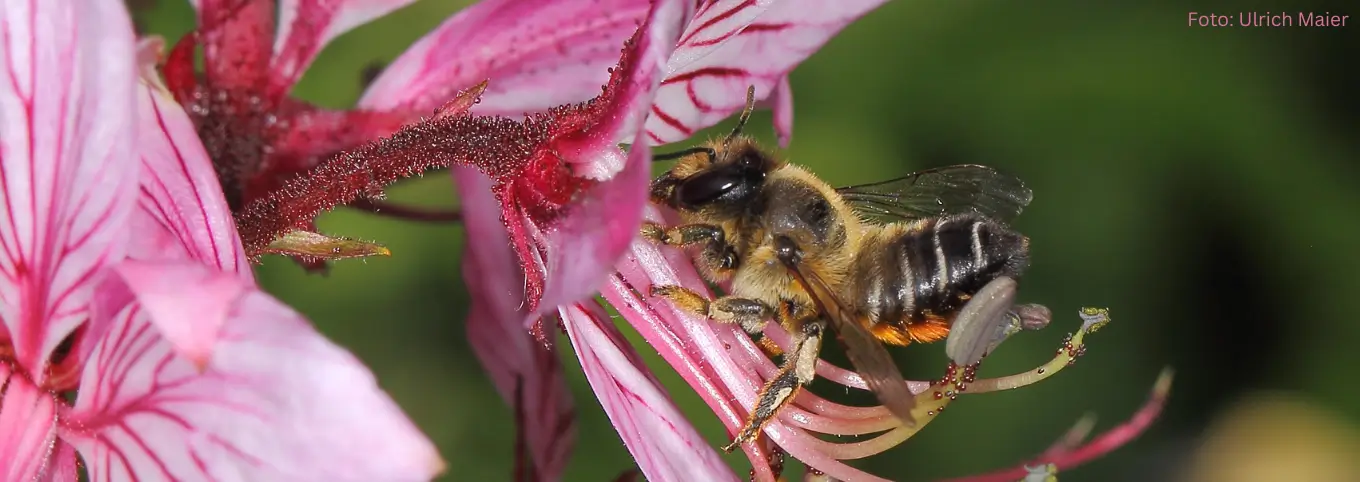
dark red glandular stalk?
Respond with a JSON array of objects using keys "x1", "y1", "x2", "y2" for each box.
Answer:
[
  {"x1": 159, "y1": 0, "x2": 649, "y2": 290},
  {"x1": 232, "y1": 29, "x2": 649, "y2": 310}
]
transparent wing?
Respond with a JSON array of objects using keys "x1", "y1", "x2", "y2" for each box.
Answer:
[
  {"x1": 836, "y1": 164, "x2": 1033, "y2": 225},
  {"x1": 780, "y1": 258, "x2": 917, "y2": 427}
]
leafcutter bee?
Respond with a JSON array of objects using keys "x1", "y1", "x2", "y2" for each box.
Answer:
[{"x1": 644, "y1": 88, "x2": 1048, "y2": 449}]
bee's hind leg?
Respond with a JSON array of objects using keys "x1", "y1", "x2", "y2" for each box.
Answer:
[{"x1": 724, "y1": 320, "x2": 824, "y2": 452}]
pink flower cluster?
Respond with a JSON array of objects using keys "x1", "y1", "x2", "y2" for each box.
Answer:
[{"x1": 0, "y1": 0, "x2": 1169, "y2": 480}]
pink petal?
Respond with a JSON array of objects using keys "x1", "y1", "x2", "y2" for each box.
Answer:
[
  {"x1": 645, "y1": 0, "x2": 887, "y2": 143},
  {"x1": 456, "y1": 166, "x2": 576, "y2": 479},
  {"x1": 196, "y1": 0, "x2": 275, "y2": 92},
  {"x1": 63, "y1": 261, "x2": 444, "y2": 481},
  {"x1": 767, "y1": 74, "x2": 793, "y2": 147},
  {"x1": 270, "y1": 0, "x2": 419, "y2": 96},
  {"x1": 0, "y1": 363, "x2": 63, "y2": 480},
  {"x1": 453, "y1": 0, "x2": 693, "y2": 321},
  {"x1": 510, "y1": 0, "x2": 693, "y2": 316},
  {"x1": 132, "y1": 70, "x2": 251, "y2": 278},
  {"x1": 37, "y1": 440, "x2": 80, "y2": 482},
  {"x1": 357, "y1": 0, "x2": 651, "y2": 115},
  {"x1": 549, "y1": 0, "x2": 693, "y2": 180},
  {"x1": 40, "y1": 440, "x2": 80, "y2": 482},
  {"x1": 535, "y1": 133, "x2": 650, "y2": 311},
  {"x1": 559, "y1": 301, "x2": 736, "y2": 482},
  {"x1": 0, "y1": 0, "x2": 139, "y2": 374},
  {"x1": 112, "y1": 260, "x2": 246, "y2": 369}
]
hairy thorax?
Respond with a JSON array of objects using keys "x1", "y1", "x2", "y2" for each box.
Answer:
[{"x1": 726, "y1": 166, "x2": 861, "y2": 311}]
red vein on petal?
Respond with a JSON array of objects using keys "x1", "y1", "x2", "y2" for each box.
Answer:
[
  {"x1": 660, "y1": 66, "x2": 747, "y2": 85},
  {"x1": 677, "y1": 0, "x2": 756, "y2": 45},
  {"x1": 649, "y1": 105, "x2": 693, "y2": 136},
  {"x1": 150, "y1": 92, "x2": 225, "y2": 266}
]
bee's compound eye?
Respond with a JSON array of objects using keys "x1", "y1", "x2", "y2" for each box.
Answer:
[
  {"x1": 674, "y1": 158, "x2": 766, "y2": 208},
  {"x1": 676, "y1": 169, "x2": 743, "y2": 207}
]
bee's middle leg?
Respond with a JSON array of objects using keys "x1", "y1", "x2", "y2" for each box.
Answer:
[
  {"x1": 724, "y1": 320, "x2": 824, "y2": 452},
  {"x1": 649, "y1": 286, "x2": 773, "y2": 336},
  {"x1": 650, "y1": 283, "x2": 786, "y2": 358}
]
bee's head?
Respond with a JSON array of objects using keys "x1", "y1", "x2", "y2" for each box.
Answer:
[
  {"x1": 658, "y1": 139, "x2": 776, "y2": 211},
  {"x1": 649, "y1": 85, "x2": 777, "y2": 213}
]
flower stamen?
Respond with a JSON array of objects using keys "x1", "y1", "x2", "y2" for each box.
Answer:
[
  {"x1": 752, "y1": 308, "x2": 1115, "y2": 475},
  {"x1": 940, "y1": 368, "x2": 1173, "y2": 482}
]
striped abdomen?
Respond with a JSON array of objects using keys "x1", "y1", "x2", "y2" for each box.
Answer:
[{"x1": 850, "y1": 213, "x2": 1030, "y2": 346}]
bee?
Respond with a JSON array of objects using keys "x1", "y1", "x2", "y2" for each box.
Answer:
[{"x1": 643, "y1": 88, "x2": 1051, "y2": 450}]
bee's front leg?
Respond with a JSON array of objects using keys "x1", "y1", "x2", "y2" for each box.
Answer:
[
  {"x1": 724, "y1": 320, "x2": 824, "y2": 452},
  {"x1": 640, "y1": 222, "x2": 724, "y2": 247},
  {"x1": 642, "y1": 221, "x2": 741, "y2": 277}
]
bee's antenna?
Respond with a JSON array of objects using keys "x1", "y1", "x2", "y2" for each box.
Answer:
[
  {"x1": 652, "y1": 146, "x2": 717, "y2": 162},
  {"x1": 723, "y1": 85, "x2": 758, "y2": 144},
  {"x1": 652, "y1": 86, "x2": 755, "y2": 164}
]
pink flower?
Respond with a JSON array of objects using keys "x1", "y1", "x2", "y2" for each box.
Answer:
[
  {"x1": 163, "y1": 0, "x2": 427, "y2": 207},
  {"x1": 142, "y1": 0, "x2": 1168, "y2": 478},
  {"x1": 344, "y1": 0, "x2": 901, "y2": 480},
  {"x1": 159, "y1": 0, "x2": 443, "y2": 271},
  {"x1": 345, "y1": 1, "x2": 1170, "y2": 479},
  {"x1": 0, "y1": 1, "x2": 441, "y2": 479}
]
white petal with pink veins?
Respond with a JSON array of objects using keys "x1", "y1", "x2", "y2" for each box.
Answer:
[
  {"x1": 0, "y1": 0, "x2": 139, "y2": 376},
  {"x1": 62, "y1": 261, "x2": 444, "y2": 482},
  {"x1": 113, "y1": 261, "x2": 245, "y2": 370},
  {"x1": 645, "y1": 0, "x2": 887, "y2": 144},
  {"x1": 359, "y1": 0, "x2": 650, "y2": 115},
  {"x1": 132, "y1": 72, "x2": 252, "y2": 279}
]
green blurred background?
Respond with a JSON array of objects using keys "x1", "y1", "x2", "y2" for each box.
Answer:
[{"x1": 137, "y1": 0, "x2": 1360, "y2": 480}]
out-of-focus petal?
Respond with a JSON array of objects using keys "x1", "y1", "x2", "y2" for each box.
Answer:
[
  {"x1": 646, "y1": 0, "x2": 887, "y2": 143},
  {"x1": 559, "y1": 302, "x2": 737, "y2": 482},
  {"x1": 113, "y1": 261, "x2": 245, "y2": 369},
  {"x1": 0, "y1": 0, "x2": 138, "y2": 373},
  {"x1": 63, "y1": 261, "x2": 444, "y2": 482},
  {"x1": 39, "y1": 441, "x2": 80, "y2": 482},
  {"x1": 133, "y1": 71, "x2": 251, "y2": 278},
  {"x1": 270, "y1": 0, "x2": 419, "y2": 96},
  {"x1": 358, "y1": 0, "x2": 650, "y2": 115},
  {"x1": 197, "y1": 0, "x2": 274, "y2": 92},
  {"x1": 0, "y1": 364, "x2": 61, "y2": 480},
  {"x1": 457, "y1": 166, "x2": 576, "y2": 480}
]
